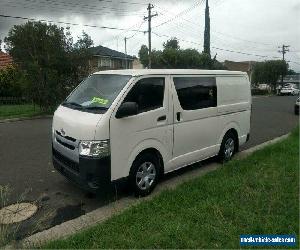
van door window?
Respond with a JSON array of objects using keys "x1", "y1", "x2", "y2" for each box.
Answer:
[
  {"x1": 173, "y1": 77, "x2": 217, "y2": 110},
  {"x1": 124, "y1": 77, "x2": 165, "y2": 114}
]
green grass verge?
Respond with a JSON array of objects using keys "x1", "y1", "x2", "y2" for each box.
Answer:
[
  {"x1": 43, "y1": 128, "x2": 299, "y2": 249},
  {"x1": 0, "y1": 104, "x2": 44, "y2": 120}
]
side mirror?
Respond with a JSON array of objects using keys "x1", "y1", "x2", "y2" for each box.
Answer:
[{"x1": 116, "y1": 102, "x2": 138, "y2": 119}]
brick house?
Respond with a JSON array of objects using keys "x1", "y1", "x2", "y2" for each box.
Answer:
[
  {"x1": 223, "y1": 60, "x2": 256, "y2": 81},
  {"x1": 0, "y1": 51, "x2": 13, "y2": 69},
  {"x1": 89, "y1": 45, "x2": 135, "y2": 73}
]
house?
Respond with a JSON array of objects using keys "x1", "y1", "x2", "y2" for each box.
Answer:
[
  {"x1": 89, "y1": 45, "x2": 135, "y2": 73},
  {"x1": 132, "y1": 58, "x2": 144, "y2": 69},
  {"x1": 0, "y1": 51, "x2": 13, "y2": 69},
  {"x1": 223, "y1": 60, "x2": 256, "y2": 80}
]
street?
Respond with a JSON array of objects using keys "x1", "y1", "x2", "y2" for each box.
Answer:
[{"x1": 0, "y1": 95, "x2": 299, "y2": 238}]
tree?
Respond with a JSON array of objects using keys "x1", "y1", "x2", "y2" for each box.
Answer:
[
  {"x1": 163, "y1": 38, "x2": 180, "y2": 50},
  {"x1": 70, "y1": 31, "x2": 94, "y2": 85},
  {"x1": 0, "y1": 65, "x2": 27, "y2": 97},
  {"x1": 138, "y1": 45, "x2": 149, "y2": 68},
  {"x1": 252, "y1": 60, "x2": 288, "y2": 90},
  {"x1": 4, "y1": 22, "x2": 93, "y2": 111},
  {"x1": 203, "y1": 0, "x2": 211, "y2": 56},
  {"x1": 138, "y1": 39, "x2": 224, "y2": 70},
  {"x1": 287, "y1": 68, "x2": 296, "y2": 75}
]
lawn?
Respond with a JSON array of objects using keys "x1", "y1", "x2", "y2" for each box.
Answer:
[
  {"x1": 43, "y1": 128, "x2": 299, "y2": 249},
  {"x1": 0, "y1": 104, "x2": 44, "y2": 120}
]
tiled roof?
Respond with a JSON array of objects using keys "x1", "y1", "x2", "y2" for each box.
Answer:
[
  {"x1": 90, "y1": 45, "x2": 135, "y2": 60},
  {"x1": 0, "y1": 51, "x2": 13, "y2": 69}
]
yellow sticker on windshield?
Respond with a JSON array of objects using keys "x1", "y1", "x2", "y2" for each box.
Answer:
[{"x1": 92, "y1": 97, "x2": 109, "y2": 105}]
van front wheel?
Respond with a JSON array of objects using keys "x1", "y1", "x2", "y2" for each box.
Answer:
[
  {"x1": 129, "y1": 153, "x2": 160, "y2": 197},
  {"x1": 218, "y1": 132, "x2": 237, "y2": 162}
]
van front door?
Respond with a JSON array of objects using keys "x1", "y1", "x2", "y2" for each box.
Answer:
[
  {"x1": 169, "y1": 76, "x2": 220, "y2": 171},
  {"x1": 109, "y1": 76, "x2": 173, "y2": 181}
]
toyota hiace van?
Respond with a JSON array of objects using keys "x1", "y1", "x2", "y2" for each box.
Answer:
[{"x1": 52, "y1": 69, "x2": 251, "y2": 196}]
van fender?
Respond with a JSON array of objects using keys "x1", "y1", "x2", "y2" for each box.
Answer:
[
  {"x1": 217, "y1": 122, "x2": 241, "y2": 146},
  {"x1": 126, "y1": 139, "x2": 167, "y2": 176}
]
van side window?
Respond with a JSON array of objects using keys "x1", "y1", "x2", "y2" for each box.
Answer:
[
  {"x1": 124, "y1": 77, "x2": 165, "y2": 113},
  {"x1": 173, "y1": 77, "x2": 217, "y2": 110}
]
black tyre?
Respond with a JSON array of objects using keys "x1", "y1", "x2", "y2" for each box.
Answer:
[
  {"x1": 129, "y1": 152, "x2": 160, "y2": 197},
  {"x1": 218, "y1": 131, "x2": 237, "y2": 162}
]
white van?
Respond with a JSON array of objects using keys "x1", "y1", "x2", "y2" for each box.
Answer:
[{"x1": 52, "y1": 69, "x2": 251, "y2": 196}]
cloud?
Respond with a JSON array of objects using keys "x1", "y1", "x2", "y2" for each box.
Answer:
[{"x1": 0, "y1": 0, "x2": 299, "y2": 71}]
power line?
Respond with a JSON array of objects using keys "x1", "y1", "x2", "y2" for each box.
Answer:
[
  {"x1": 1, "y1": 2, "x2": 145, "y2": 17},
  {"x1": 154, "y1": 1, "x2": 276, "y2": 49},
  {"x1": 152, "y1": 31, "x2": 282, "y2": 59},
  {"x1": 153, "y1": 0, "x2": 204, "y2": 29},
  {"x1": 126, "y1": 21, "x2": 146, "y2": 40},
  {"x1": 15, "y1": 0, "x2": 146, "y2": 14},
  {"x1": 0, "y1": 14, "x2": 147, "y2": 33}
]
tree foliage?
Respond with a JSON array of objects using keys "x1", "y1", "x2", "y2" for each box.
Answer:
[
  {"x1": 138, "y1": 39, "x2": 225, "y2": 70},
  {"x1": 4, "y1": 21, "x2": 93, "y2": 111},
  {"x1": 138, "y1": 45, "x2": 149, "y2": 68},
  {"x1": 251, "y1": 60, "x2": 288, "y2": 88},
  {"x1": 163, "y1": 38, "x2": 180, "y2": 50},
  {"x1": 0, "y1": 65, "x2": 27, "y2": 97}
]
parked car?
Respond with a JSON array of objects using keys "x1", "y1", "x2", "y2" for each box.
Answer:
[
  {"x1": 295, "y1": 97, "x2": 300, "y2": 115},
  {"x1": 280, "y1": 84, "x2": 300, "y2": 96},
  {"x1": 52, "y1": 69, "x2": 251, "y2": 196}
]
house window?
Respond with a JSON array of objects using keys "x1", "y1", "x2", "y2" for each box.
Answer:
[{"x1": 98, "y1": 58, "x2": 111, "y2": 68}]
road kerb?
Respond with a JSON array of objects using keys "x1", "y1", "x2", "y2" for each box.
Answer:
[{"x1": 11, "y1": 133, "x2": 290, "y2": 249}]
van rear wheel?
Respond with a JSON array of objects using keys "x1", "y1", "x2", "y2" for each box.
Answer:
[
  {"x1": 218, "y1": 132, "x2": 237, "y2": 162},
  {"x1": 129, "y1": 152, "x2": 160, "y2": 197}
]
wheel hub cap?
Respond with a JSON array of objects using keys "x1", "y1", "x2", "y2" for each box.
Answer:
[
  {"x1": 224, "y1": 138, "x2": 235, "y2": 159},
  {"x1": 136, "y1": 162, "x2": 156, "y2": 190}
]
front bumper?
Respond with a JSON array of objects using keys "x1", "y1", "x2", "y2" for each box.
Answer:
[{"x1": 52, "y1": 148, "x2": 111, "y2": 192}]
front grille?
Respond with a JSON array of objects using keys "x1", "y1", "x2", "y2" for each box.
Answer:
[
  {"x1": 56, "y1": 130, "x2": 76, "y2": 142},
  {"x1": 56, "y1": 137, "x2": 75, "y2": 150},
  {"x1": 53, "y1": 149, "x2": 79, "y2": 173}
]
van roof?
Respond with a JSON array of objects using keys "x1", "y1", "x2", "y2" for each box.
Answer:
[{"x1": 93, "y1": 69, "x2": 247, "y2": 76}]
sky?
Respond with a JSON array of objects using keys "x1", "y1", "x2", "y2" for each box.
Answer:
[{"x1": 0, "y1": 0, "x2": 299, "y2": 71}]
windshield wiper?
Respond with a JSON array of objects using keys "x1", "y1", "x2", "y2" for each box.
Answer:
[
  {"x1": 62, "y1": 102, "x2": 83, "y2": 108},
  {"x1": 84, "y1": 106, "x2": 108, "y2": 110}
]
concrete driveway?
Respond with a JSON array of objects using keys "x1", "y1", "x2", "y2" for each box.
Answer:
[{"x1": 0, "y1": 95, "x2": 298, "y2": 238}]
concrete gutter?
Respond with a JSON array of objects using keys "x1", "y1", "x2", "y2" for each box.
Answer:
[
  {"x1": 0, "y1": 115, "x2": 53, "y2": 124},
  {"x1": 10, "y1": 133, "x2": 290, "y2": 249}
]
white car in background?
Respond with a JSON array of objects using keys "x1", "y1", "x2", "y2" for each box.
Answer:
[{"x1": 280, "y1": 84, "x2": 300, "y2": 96}]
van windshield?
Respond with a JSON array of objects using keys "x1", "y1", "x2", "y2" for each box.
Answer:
[{"x1": 63, "y1": 74, "x2": 132, "y2": 113}]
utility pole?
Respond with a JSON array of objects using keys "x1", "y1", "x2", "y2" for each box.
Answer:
[
  {"x1": 144, "y1": 3, "x2": 157, "y2": 69},
  {"x1": 278, "y1": 44, "x2": 290, "y2": 83},
  {"x1": 124, "y1": 37, "x2": 127, "y2": 69}
]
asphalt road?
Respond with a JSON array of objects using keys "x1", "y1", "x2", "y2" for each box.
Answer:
[{"x1": 0, "y1": 95, "x2": 299, "y2": 238}]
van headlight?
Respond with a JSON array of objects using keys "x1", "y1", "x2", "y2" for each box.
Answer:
[{"x1": 79, "y1": 140, "x2": 110, "y2": 158}]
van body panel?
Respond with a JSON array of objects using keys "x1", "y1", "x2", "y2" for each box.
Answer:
[
  {"x1": 53, "y1": 105, "x2": 103, "y2": 140},
  {"x1": 109, "y1": 75, "x2": 173, "y2": 181},
  {"x1": 52, "y1": 105, "x2": 105, "y2": 163},
  {"x1": 51, "y1": 69, "x2": 251, "y2": 192},
  {"x1": 169, "y1": 75, "x2": 221, "y2": 172}
]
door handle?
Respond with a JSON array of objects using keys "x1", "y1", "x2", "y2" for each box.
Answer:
[
  {"x1": 157, "y1": 115, "x2": 167, "y2": 122},
  {"x1": 176, "y1": 112, "x2": 181, "y2": 121}
]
